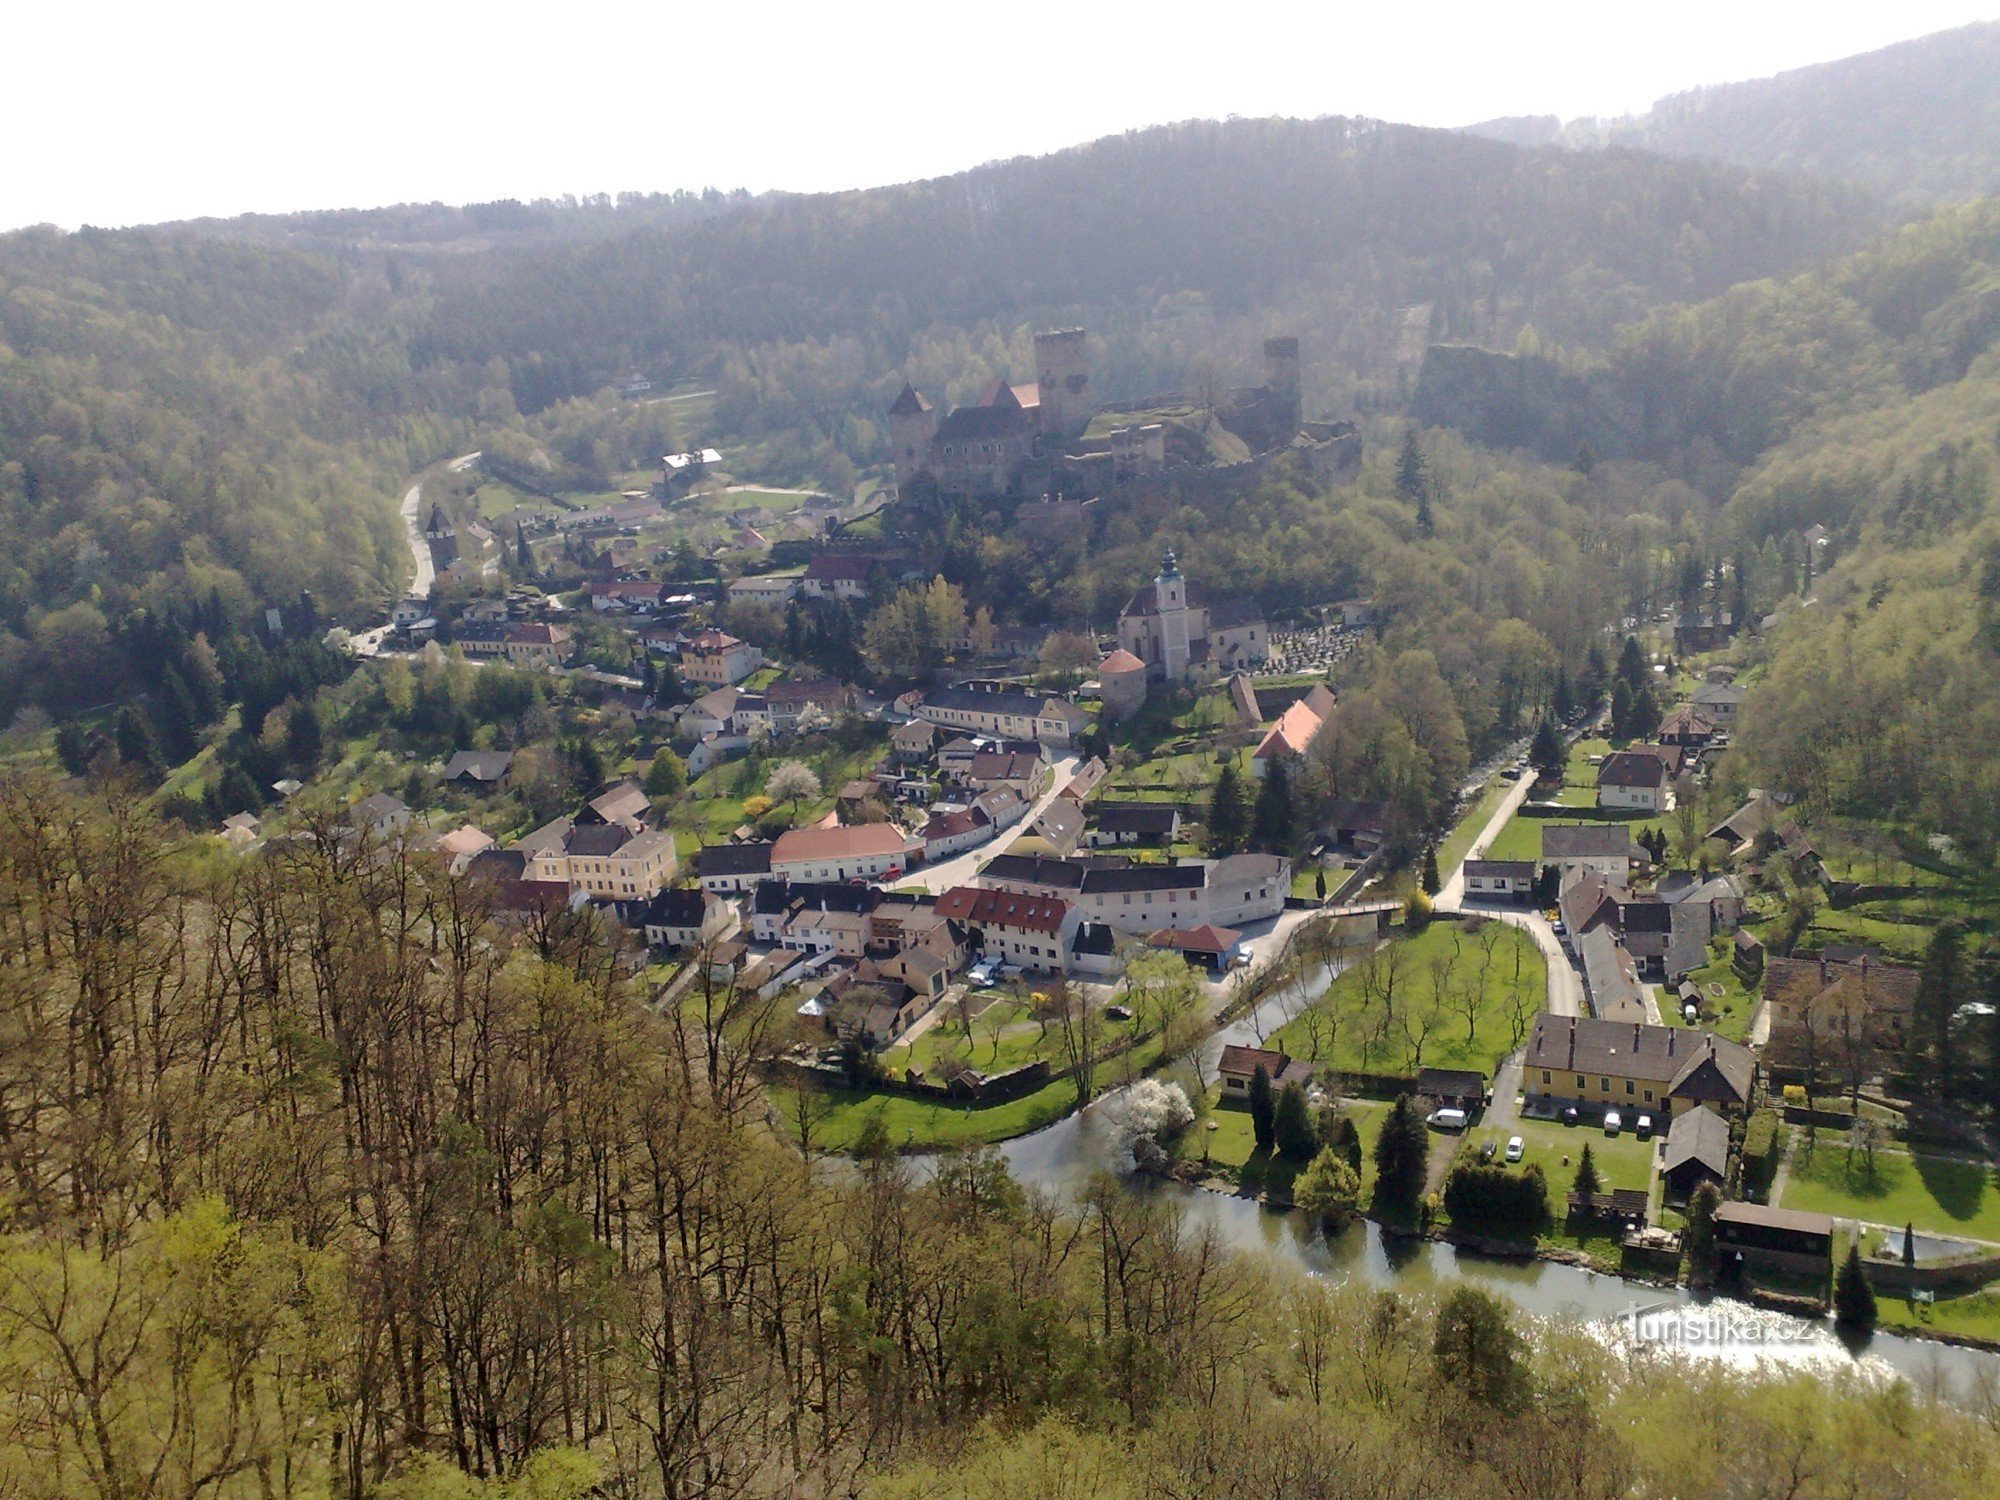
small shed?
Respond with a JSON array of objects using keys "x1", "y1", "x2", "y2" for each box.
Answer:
[
  {"x1": 1415, "y1": 1067, "x2": 1487, "y2": 1113},
  {"x1": 1661, "y1": 1105, "x2": 1729, "y2": 1202}
]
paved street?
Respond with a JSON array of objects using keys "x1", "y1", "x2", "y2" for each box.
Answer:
[
  {"x1": 1435, "y1": 774, "x2": 1584, "y2": 1018},
  {"x1": 900, "y1": 752, "x2": 1082, "y2": 893}
]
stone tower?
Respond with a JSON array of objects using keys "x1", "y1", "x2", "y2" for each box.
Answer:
[
  {"x1": 1263, "y1": 336, "x2": 1302, "y2": 438},
  {"x1": 1033, "y1": 328, "x2": 1093, "y2": 438},
  {"x1": 1154, "y1": 545, "x2": 1191, "y2": 680},
  {"x1": 887, "y1": 383, "x2": 935, "y2": 491},
  {"x1": 425, "y1": 502, "x2": 457, "y2": 571}
]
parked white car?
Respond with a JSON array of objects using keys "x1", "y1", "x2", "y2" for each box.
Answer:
[
  {"x1": 1604, "y1": 1111, "x2": 1623, "y2": 1136},
  {"x1": 1504, "y1": 1135, "x2": 1524, "y2": 1162}
]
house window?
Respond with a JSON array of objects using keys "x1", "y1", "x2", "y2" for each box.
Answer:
[
  {"x1": 1541, "y1": 1070, "x2": 1550, "y2": 1084},
  {"x1": 1643, "y1": 1090, "x2": 1653, "y2": 1103},
  {"x1": 1575, "y1": 1076, "x2": 1585, "y2": 1090},
  {"x1": 1600, "y1": 1077, "x2": 1610, "y2": 1090},
  {"x1": 1625, "y1": 1080, "x2": 1634, "y2": 1095}
]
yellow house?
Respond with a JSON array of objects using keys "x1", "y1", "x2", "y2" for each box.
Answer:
[{"x1": 1524, "y1": 1013, "x2": 1754, "y2": 1120}]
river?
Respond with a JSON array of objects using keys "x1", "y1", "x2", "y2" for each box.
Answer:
[{"x1": 985, "y1": 962, "x2": 2000, "y2": 1406}]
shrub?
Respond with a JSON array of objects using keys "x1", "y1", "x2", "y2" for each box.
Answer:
[{"x1": 1443, "y1": 1162, "x2": 1550, "y2": 1242}]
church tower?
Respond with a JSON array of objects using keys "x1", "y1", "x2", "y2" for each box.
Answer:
[
  {"x1": 1155, "y1": 545, "x2": 1191, "y2": 680},
  {"x1": 887, "y1": 384, "x2": 935, "y2": 491},
  {"x1": 425, "y1": 502, "x2": 458, "y2": 571}
]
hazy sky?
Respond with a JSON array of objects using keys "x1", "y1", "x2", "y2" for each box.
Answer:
[{"x1": 7, "y1": 2, "x2": 1995, "y2": 231}]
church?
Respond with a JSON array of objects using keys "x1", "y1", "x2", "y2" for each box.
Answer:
[{"x1": 1116, "y1": 548, "x2": 1268, "y2": 681}]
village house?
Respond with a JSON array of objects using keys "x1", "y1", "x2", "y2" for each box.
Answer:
[
  {"x1": 1657, "y1": 871, "x2": 1747, "y2": 932},
  {"x1": 974, "y1": 852, "x2": 1089, "y2": 900},
  {"x1": 348, "y1": 792, "x2": 412, "y2": 838},
  {"x1": 1713, "y1": 1202, "x2": 1834, "y2": 1282},
  {"x1": 1595, "y1": 747, "x2": 1677, "y2": 812},
  {"x1": 909, "y1": 683, "x2": 1088, "y2": 748},
  {"x1": 1761, "y1": 950, "x2": 1920, "y2": 1078},
  {"x1": 1689, "y1": 681, "x2": 1745, "y2": 723},
  {"x1": 1322, "y1": 799, "x2": 1394, "y2": 855},
  {"x1": 890, "y1": 719, "x2": 938, "y2": 765},
  {"x1": 799, "y1": 553, "x2": 882, "y2": 600},
  {"x1": 1673, "y1": 612, "x2": 1736, "y2": 654},
  {"x1": 769, "y1": 823, "x2": 916, "y2": 883},
  {"x1": 454, "y1": 620, "x2": 573, "y2": 668},
  {"x1": 1217, "y1": 1043, "x2": 1314, "y2": 1096},
  {"x1": 441, "y1": 749, "x2": 514, "y2": 789},
  {"x1": 959, "y1": 748, "x2": 1051, "y2": 800},
  {"x1": 1523, "y1": 1012, "x2": 1757, "y2": 1121},
  {"x1": 433, "y1": 823, "x2": 495, "y2": 874},
  {"x1": 1541, "y1": 824, "x2": 1640, "y2": 882},
  {"x1": 727, "y1": 573, "x2": 801, "y2": 608},
  {"x1": 920, "y1": 805, "x2": 996, "y2": 861},
  {"x1": 1578, "y1": 925, "x2": 1648, "y2": 1023},
  {"x1": 588, "y1": 578, "x2": 668, "y2": 613},
  {"x1": 934, "y1": 885, "x2": 1078, "y2": 974},
  {"x1": 515, "y1": 816, "x2": 679, "y2": 900},
  {"x1": 1252, "y1": 685, "x2": 1335, "y2": 779},
  {"x1": 1084, "y1": 802, "x2": 1183, "y2": 849},
  {"x1": 693, "y1": 842, "x2": 774, "y2": 896},
  {"x1": 1656, "y1": 703, "x2": 1719, "y2": 748},
  {"x1": 679, "y1": 629, "x2": 762, "y2": 687},
  {"x1": 1023, "y1": 797, "x2": 1085, "y2": 857},
  {"x1": 620, "y1": 887, "x2": 737, "y2": 950},
  {"x1": 764, "y1": 676, "x2": 853, "y2": 730},
  {"x1": 1463, "y1": 859, "x2": 1534, "y2": 900}
]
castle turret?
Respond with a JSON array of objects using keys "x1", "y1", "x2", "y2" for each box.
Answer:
[
  {"x1": 1155, "y1": 545, "x2": 1191, "y2": 680},
  {"x1": 887, "y1": 383, "x2": 935, "y2": 491},
  {"x1": 1033, "y1": 328, "x2": 1093, "y2": 438},
  {"x1": 1263, "y1": 336, "x2": 1302, "y2": 438}
]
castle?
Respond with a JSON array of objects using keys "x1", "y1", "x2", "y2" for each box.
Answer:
[
  {"x1": 889, "y1": 330, "x2": 1329, "y2": 500},
  {"x1": 1115, "y1": 546, "x2": 1268, "y2": 682}
]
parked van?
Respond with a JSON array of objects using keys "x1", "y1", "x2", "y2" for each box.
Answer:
[{"x1": 1428, "y1": 1107, "x2": 1469, "y2": 1132}]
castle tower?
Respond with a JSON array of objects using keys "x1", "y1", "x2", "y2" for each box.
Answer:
[
  {"x1": 887, "y1": 383, "x2": 935, "y2": 491},
  {"x1": 1263, "y1": 336, "x2": 1302, "y2": 438},
  {"x1": 425, "y1": 502, "x2": 458, "y2": 570},
  {"x1": 1155, "y1": 545, "x2": 1191, "y2": 680},
  {"x1": 1033, "y1": 328, "x2": 1093, "y2": 438}
]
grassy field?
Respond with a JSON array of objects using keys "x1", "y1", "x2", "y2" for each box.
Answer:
[
  {"x1": 1554, "y1": 737, "x2": 1614, "y2": 808},
  {"x1": 886, "y1": 993, "x2": 1122, "y2": 1078},
  {"x1": 1457, "y1": 1114, "x2": 1660, "y2": 1265},
  {"x1": 1780, "y1": 1137, "x2": 2000, "y2": 1243},
  {"x1": 1486, "y1": 805, "x2": 1674, "y2": 864},
  {"x1": 1180, "y1": 1095, "x2": 1390, "y2": 1198},
  {"x1": 1876, "y1": 1288, "x2": 2000, "y2": 1345},
  {"x1": 1269, "y1": 917, "x2": 1546, "y2": 1078},
  {"x1": 671, "y1": 732, "x2": 889, "y2": 851},
  {"x1": 780, "y1": 1023, "x2": 1173, "y2": 1151},
  {"x1": 1436, "y1": 773, "x2": 1509, "y2": 876},
  {"x1": 1102, "y1": 745, "x2": 1249, "y2": 802}
]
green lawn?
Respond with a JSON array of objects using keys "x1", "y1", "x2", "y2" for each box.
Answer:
[
  {"x1": 1486, "y1": 806, "x2": 1675, "y2": 865},
  {"x1": 1666, "y1": 941, "x2": 1758, "y2": 1042},
  {"x1": 673, "y1": 731, "x2": 889, "y2": 846},
  {"x1": 887, "y1": 995, "x2": 1114, "y2": 1077},
  {"x1": 1269, "y1": 917, "x2": 1546, "y2": 1078},
  {"x1": 1876, "y1": 1288, "x2": 2000, "y2": 1345},
  {"x1": 1554, "y1": 737, "x2": 1614, "y2": 808},
  {"x1": 1102, "y1": 745, "x2": 1248, "y2": 801},
  {"x1": 1437, "y1": 773, "x2": 1508, "y2": 877},
  {"x1": 1780, "y1": 1138, "x2": 2000, "y2": 1243},
  {"x1": 1457, "y1": 1114, "x2": 1660, "y2": 1265},
  {"x1": 1179, "y1": 1095, "x2": 1390, "y2": 1198}
]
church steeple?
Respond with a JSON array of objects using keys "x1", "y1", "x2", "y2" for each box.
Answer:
[
  {"x1": 1154, "y1": 543, "x2": 1190, "y2": 679},
  {"x1": 1159, "y1": 544, "x2": 1180, "y2": 580}
]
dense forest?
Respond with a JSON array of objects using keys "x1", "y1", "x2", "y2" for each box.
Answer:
[
  {"x1": 0, "y1": 776, "x2": 1991, "y2": 1498},
  {"x1": 1469, "y1": 21, "x2": 2000, "y2": 204},
  {"x1": 1412, "y1": 195, "x2": 2000, "y2": 856}
]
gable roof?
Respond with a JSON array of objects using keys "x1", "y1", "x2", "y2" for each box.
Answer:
[
  {"x1": 979, "y1": 853, "x2": 1087, "y2": 890},
  {"x1": 442, "y1": 749, "x2": 514, "y2": 783},
  {"x1": 933, "y1": 885, "x2": 1071, "y2": 935},
  {"x1": 697, "y1": 842, "x2": 774, "y2": 877},
  {"x1": 1092, "y1": 803, "x2": 1181, "y2": 836},
  {"x1": 803, "y1": 553, "x2": 881, "y2": 585},
  {"x1": 1597, "y1": 749, "x2": 1671, "y2": 789},
  {"x1": 1147, "y1": 923, "x2": 1242, "y2": 956},
  {"x1": 1255, "y1": 697, "x2": 1328, "y2": 761},
  {"x1": 1542, "y1": 824, "x2": 1636, "y2": 860},
  {"x1": 771, "y1": 823, "x2": 913, "y2": 865},
  {"x1": 1098, "y1": 648, "x2": 1145, "y2": 672},
  {"x1": 1579, "y1": 926, "x2": 1647, "y2": 1024},
  {"x1": 1663, "y1": 1105, "x2": 1730, "y2": 1177},
  {"x1": 1525, "y1": 1013, "x2": 1754, "y2": 1106},
  {"x1": 888, "y1": 383, "x2": 932, "y2": 416},
  {"x1": 1081, "y1": 862, "x2": 1207, "y2": 895}
]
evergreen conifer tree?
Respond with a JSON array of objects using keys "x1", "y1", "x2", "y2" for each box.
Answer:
[
  {"x1": 1248, "y1": 1065, "x2": 1275, "y2": 1152},
  {"x1": 1207, "y1": 760, "x2": 1249, "y2": 855}
]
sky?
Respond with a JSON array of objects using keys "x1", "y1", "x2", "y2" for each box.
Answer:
[{"x1": 6, "y1": 2, "x2": 1996, "y2": 231}]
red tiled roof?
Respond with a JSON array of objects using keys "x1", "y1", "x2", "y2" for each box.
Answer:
[
  {"x1": 933, "y1": 885, "x2": 1070, "y2": 935},
  {"x1": 771, "y1": 823, "x2": 912, "y2": 865}
]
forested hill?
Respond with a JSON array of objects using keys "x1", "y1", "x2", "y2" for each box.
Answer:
[
  {"x1": 1416, "y1": 194, "x2": 2000, "y2": 856},
  {"x1": 405, "y1": 115, "x2": 1888, "y2": 421},
  {"x1": 0, "y1": 112, "x2": 1890, "y2": 718},
  {"x1": 1468, "y1": 22, "x2": 2000, "y2": 205}
]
